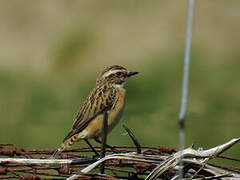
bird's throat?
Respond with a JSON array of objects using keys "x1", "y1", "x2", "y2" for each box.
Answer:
[{"x1": 113, "y1": 82, "x2": 125, "y2": 88}]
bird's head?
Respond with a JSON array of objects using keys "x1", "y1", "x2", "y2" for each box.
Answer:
[{"x1": 96, "y1": 65, "x2": 138, "y2": 87}]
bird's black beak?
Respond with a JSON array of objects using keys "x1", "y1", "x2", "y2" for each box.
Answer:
[{"x1": 127, "y1": 71, "x2": 139, "y2": 77}]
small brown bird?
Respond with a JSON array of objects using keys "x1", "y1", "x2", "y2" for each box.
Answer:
[{"x1": 52, "y1": 65, "x2": 138, "y2": 157}]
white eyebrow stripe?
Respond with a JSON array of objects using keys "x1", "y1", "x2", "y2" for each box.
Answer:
[{"x1": 102, "y1": 69, "x2": 123, "y2": 78}]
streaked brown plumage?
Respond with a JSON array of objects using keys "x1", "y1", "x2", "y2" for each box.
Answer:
[{"x1": 52, "y1": 65, "x2": 138, "y2": 157}]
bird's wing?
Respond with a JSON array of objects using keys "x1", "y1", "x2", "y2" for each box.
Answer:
[{"x1": 62, "y1": 85, "x2": 116, "y2": 142}]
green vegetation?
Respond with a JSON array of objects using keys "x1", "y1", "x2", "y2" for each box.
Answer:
[
  {"x1": 1, "y1": 52, "x2": 239, "y2": 162},
  {"x1": 0, "y1": 1, "x2": 239, "y2": 167}
]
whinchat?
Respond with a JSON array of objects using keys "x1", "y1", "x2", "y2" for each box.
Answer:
[{"x1": 53, "y1": 65, "x2": 138, "y2": 157}]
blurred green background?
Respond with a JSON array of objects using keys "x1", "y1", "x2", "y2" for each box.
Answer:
[{"x1": 0, "y1": 1, "x2": 239, "y2": 165}]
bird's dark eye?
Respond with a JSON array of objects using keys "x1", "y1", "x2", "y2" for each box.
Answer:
[{"x1": 116, "y1": 72, "x2": 122, "y2": 76}]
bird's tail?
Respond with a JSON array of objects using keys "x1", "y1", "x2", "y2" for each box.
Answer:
[{"x1": 51, "y1": 134, "x2": 80, "y2": 159}]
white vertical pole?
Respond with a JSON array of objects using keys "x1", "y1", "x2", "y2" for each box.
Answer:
[{"x1": 178, "y1": 0, "x2": 195, "y2": 179}]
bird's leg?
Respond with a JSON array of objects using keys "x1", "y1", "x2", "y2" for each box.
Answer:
[
  {"x1": 84, "y1": 139, "x2": 100, "y2": 158},
  {"x1": 94, "y1": 137, "x2": 120, "y2": 153}
]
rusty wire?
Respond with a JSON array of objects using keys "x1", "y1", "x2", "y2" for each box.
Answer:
[
  {"x1": 1, "y1": 141, "x2": 240, "y2": 179},
  {"x1": 0, "y1": 143, "x2": 178, "y2": 180}
]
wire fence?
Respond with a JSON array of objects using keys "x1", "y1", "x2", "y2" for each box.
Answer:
[
  {"x1": 0, "y1": 140, "x2": 240, "y2": 179},
  {"x1": 0, "y1": 143, "x2": 177, "y2": 179}
]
